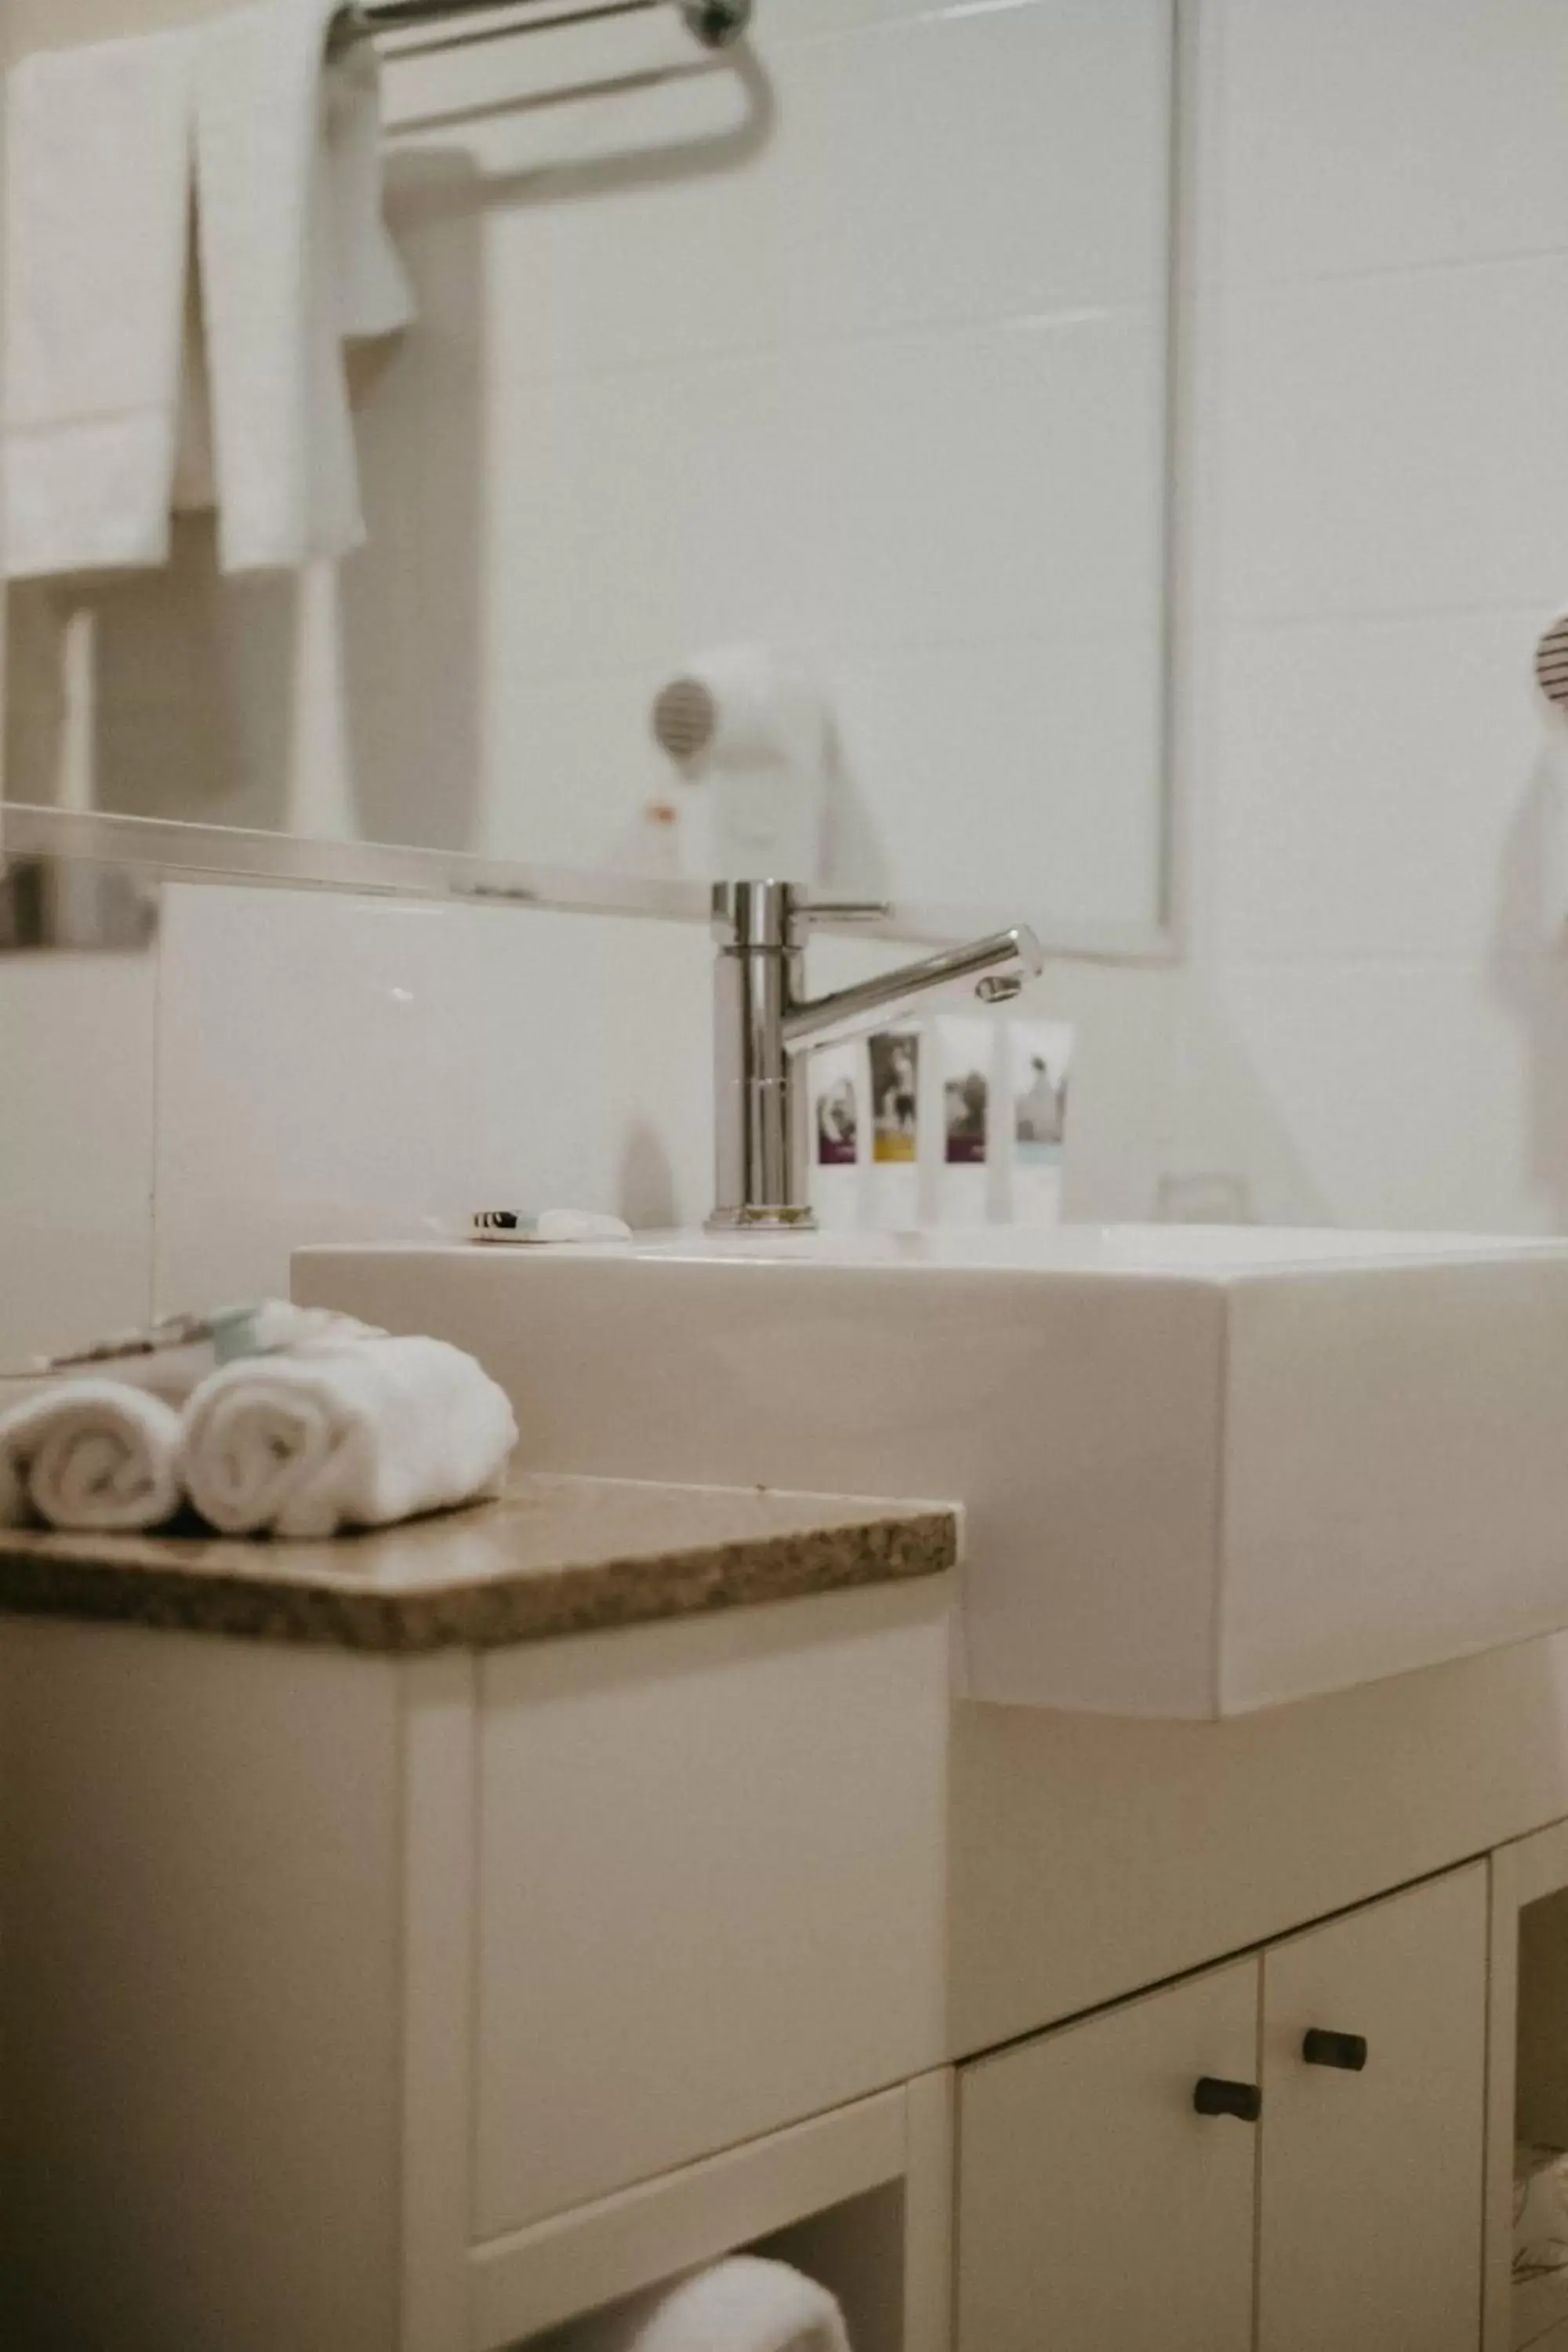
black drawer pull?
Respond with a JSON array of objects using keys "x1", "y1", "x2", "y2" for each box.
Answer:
[
  {"x1": 1303, "y1": 2029, "x2": 1368, "y2": 2072},
  {"x1": 1192, "y1": 2077, "x2": 1261, "y2": 2122}
]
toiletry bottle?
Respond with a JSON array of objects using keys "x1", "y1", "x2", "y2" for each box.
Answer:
[
  {"x1": 868, "y1": 1025, "x2": 923, "y2": 1231},
  {"x1": 1007, "y1": 1018, "x2": 1075, "y2": 1224},
  {"x1": 934, "y1": 1014, "x2": 995, "y2": 1227},
  {"x1": 810, "y1": 1038, "x2": 870, "y2": 1231}
]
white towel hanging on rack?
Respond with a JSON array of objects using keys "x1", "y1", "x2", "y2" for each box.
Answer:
[
  {"x1": 194, "y1": 0, "x2": 415, "y2": 574},
  {"x1": 2, "y1": 0, "x2": 415, "y2": 583},
  {"x1": 2, "y1": 28, "x2": 198, "y2": 580}
]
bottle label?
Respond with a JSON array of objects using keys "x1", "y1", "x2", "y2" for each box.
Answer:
[
  {"x1": 870, "y1": 1030, "x2": 920, "y2": 1164},
  {"x1": 815, "y1": 1069, "x2": 860, "y2": 1167}
]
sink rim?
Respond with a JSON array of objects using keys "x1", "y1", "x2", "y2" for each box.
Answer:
[{"x1": 301, "y1": 1224, "x2": 1568, "y2": 1283}]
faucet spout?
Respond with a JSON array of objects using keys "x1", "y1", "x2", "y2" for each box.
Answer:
[
  {"x1": 707, "y1": 880, "x2": 1045, "y2": 1233},
  {"x1": 782, "y1": 924, "x2": 1044, "y2": 1050}
]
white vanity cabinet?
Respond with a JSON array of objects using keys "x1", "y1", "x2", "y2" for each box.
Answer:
[
  {"x1": 956, "y1": 1865, "x2": 1489, "y2": 2352},
  {"x1": 5, "y1": 1545, "x2": 1565, "y2": 2352}
]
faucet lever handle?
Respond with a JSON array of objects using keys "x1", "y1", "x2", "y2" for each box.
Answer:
[
  {"x1": 710, "y1": 880, "x2": 890, "y2": 949},
  {"x1": 800, "y1": 898, "x2": 892, "y2": 925}
]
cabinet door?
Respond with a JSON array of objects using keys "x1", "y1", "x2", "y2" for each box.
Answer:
[
  {"x1": 1258, "y1": 1864, "x2": 1487, "y2": 2352},
  {"x1": 956, "y1": 1959, "x2": 1261, "y2": 2352}
]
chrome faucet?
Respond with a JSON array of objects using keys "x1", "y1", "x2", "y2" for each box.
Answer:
[{"x1": 709, "y1": 879, "x2": 1045, "y2": 1232}]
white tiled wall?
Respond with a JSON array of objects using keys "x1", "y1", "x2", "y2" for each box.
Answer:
[
  {"x1": 9, "y1": 0, "x2": 1568, "y2": 1365},
  {"x1": 1162, "y1": 0, "x2": 1568, "y2": 1233}
]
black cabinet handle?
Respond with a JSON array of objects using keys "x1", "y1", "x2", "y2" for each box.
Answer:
[
  {"x1": 1302, "y1": 2029, "x2": 1368, "y2": 2072},
  {"x1": 1192, "y1": 2077, "x2": 1262, "y2": 2122}
]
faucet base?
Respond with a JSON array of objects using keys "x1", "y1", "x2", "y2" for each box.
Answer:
[{"x1": 705, "y1": 1205, "x2": 820, "y2": 1234}]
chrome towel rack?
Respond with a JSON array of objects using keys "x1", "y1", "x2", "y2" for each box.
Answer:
[{"x1": 332, "y1": 0, "x2": 753, "y2": 56}]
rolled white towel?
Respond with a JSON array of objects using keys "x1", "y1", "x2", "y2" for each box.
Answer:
[
  {"x1": 0, "y1": 1380, "x2": 183, "y2": 1533},
  {"x1": 550, "y1": 2258, "x2": 851, "y2": 2352},
  {"x1": 180, "y1": 1336, "x2": 517, "y2": 1539}
]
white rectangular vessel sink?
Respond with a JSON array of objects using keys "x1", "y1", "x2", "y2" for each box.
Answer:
[{"x1": 296, "y1": 1227, "x2": 1568, "y2": 1719}]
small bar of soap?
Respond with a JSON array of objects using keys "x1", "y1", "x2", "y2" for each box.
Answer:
[{"x1": 470, "y1": 1210, "x2": 633, "y2": 1246}]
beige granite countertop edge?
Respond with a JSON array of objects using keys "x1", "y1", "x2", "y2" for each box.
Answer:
[{"x1": 0, "y1": 1478, "x2": 961, "y2": 1656}]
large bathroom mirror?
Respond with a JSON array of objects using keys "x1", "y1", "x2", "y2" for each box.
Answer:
[{"x1": 2, "y1": 0, "x2": 1179, "y2": 954}]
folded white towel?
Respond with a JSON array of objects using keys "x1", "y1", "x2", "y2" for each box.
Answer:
[
  {"x1": 180, "y1": 1336, "x2": 517, "y2": 1538},
  {"x1": 0, "y1": 1380, "x2": 183, "y2": 1533},
  {"x1": 4, "y1": 5, "x2": 412, "y2": 583},
  {"x1": 3, "y1": 28, "x2": 198, "y2": 579},
  {"x1": 550, "y1": 2259, "x2": 852, "y2": 2352},
  {"x1": 194, "y1": 0, "x2": 415, "y2": 573}
]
